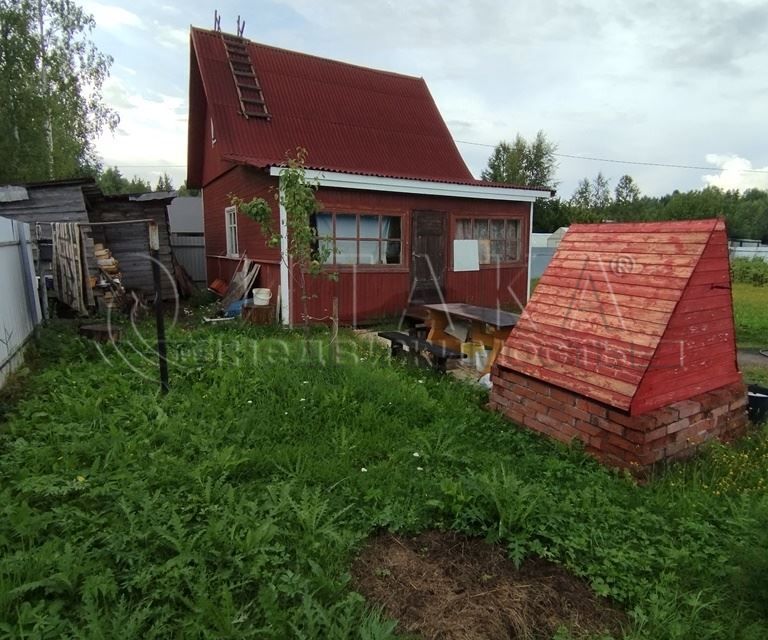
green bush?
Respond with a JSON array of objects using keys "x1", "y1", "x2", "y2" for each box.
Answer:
[{"x1": 731, "y1": 257, "x2": 768, "y2": 286}]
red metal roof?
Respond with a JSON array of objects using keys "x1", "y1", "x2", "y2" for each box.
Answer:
[
  {"x1": 497, "y1": 219, "x2": 740, "y2": 414},
  {"x1": 188, "y1": 27, "x2": 484, "y2": 188}
]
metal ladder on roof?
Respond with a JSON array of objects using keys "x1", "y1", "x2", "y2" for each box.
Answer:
[{"x1": 221, "y1": 33, "x2": 270, "y2": 119}]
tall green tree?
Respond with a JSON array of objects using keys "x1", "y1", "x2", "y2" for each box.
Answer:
[
  {"x1": 0, "y1": 0, "x2": 118, "y2": 183},
  {"x1": 614, "y1": 174, "x2": 641, "y2": 206},
  {"x1": 481, "y1": 130, "x2": 557, "y2": 188},
  {"x1": 483, "y1": 131, "x2": 559, "y2": 233},
  {"x1": 570, "y1": 178, "x2": 593, "y2": 209},
  {"x1": 97, "y1": 166, "x2": 151, "y2": 195},
  {"x1": 155, "y1": 172, "x2": 174, "y2": 192}
]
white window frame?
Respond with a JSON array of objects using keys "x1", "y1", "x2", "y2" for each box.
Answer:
[{"x1": 225, "y1": 205, "x2": 239, "y2": 257}]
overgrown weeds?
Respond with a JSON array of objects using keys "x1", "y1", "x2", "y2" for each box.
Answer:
[{"x1": 0, "y1": 321, "x2": 766, "y2": 638}]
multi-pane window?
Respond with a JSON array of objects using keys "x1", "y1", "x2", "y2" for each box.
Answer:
[
  {"x1": 455, "y1": 218, "x2": 519, "y2": 263},
  {"x1": 313, "y1": 213, "x2": 402, "y2": 265},
  {"x1": 225, "y1": 205, "x2": 239, "y2": 256}
]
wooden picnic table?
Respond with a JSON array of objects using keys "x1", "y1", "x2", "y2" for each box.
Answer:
[{"x1": 422, "y1": 303, "x2": 519, "y2": 374}]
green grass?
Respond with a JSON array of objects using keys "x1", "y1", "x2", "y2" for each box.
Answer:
[
  {"x1": 729, "y1": 283, "x2": 768, "y2": 349},
  {"x1": 0, "y1": 322, "x2": 767, "y2": 638}
]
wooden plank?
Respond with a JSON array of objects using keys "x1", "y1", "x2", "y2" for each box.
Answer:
[
  {"x1": 554, "y1": 250, "x2": 699, "y2": 268},
  {"x1": 533, "y1": 284, "x2": 678, "y2": 313},
  {"x1": 631, "y1": 371, "x2": 741, "y2": 415},
  {"x1": 532, "y1": 295, "x2": 671, "y2": 325},
  {"x1": 503, "y1": 347, "x2": 640, "y2": 397},
  {"x1": 694, "y1": 256, "x2": 730, "y2": 272},
  {"x1": 647, "y1": 341, "x2": 735, "y2": 370},
  {"x1": 666, "y1": 306, "x2": 732, "y2": 329},
  {"x1": 508, "y1": 318, "x2": 657, "y2": 360},
  {"x1": 542, "y1": 266, "x2": 690, "y2": 290},
  {"x1": 498, "y1": 354, "x2": 633, "y2": 410},
  {"x1": 568, "y1": 220, "x2": 717, "y2": 234},
  {"x1": 562, "y1": 231, "x2": 712, "y2": 244},
  {"x1": 549, "y1": 258, "x2": 697, "y2": 279},
  {"x1": 686, "y1": 269, "x2": 730, "y2": 287},
  {"x1": 634, "y1": 366, "x2": 740, "y2": 408},
  {"x1": 508, "y1": 330, "x2": 647, "y2": 385},
  {"x1": 526, "y1": 301, "x2": 667, "y2": 336},
  {"x1": 514, "y1": 311, "x2": 661, "y2": 349},
  {"x1": 663, "y1": 317, "x2": 734, "y2": 340},
  {"x1": 557, "y1": 241, "x2": 705, "y2": 256},
  {"x1": 674, "y1": 292, "x2": 732, "y2": 314}
]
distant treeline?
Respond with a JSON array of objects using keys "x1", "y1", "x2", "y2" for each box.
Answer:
[{"x1": 534, "y1": 186, "x2": 768, "y2": 242}]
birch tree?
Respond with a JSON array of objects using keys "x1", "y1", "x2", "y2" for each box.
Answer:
[{"x1": 0, "y1": 0, "x2": 118, "y2": 183}]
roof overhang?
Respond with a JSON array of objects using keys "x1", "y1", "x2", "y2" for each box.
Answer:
[{"x1": 268, "y1": 167, "x2": 552, "y2": 202}]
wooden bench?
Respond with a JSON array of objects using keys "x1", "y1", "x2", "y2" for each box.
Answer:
[{"x1": 377, "y1": 331, "x2": 465, "y2": 373}]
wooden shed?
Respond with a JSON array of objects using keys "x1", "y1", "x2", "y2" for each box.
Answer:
[
  {"x1": 490, "y1": 219, "x2": 748, "y2": 469},
  {"x1": 0, "y1": 179, "x2": 178, "y2": 311},
  {"x1": 187, "y1": 27, "x2": 552, "y2": 325}
]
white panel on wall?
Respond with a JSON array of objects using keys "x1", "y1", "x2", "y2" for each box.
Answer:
[{"x1": 453, "y1": 239, "x2": 479, "y2": 272}]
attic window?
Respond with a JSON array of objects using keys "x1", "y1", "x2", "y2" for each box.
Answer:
[{"x1": 221, "y1": 33, "x2": 269, "y2": 119}]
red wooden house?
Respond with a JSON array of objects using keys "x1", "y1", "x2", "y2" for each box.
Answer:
[
  {"x1": 490, "y1": 219, "x2": 748, "y2": 469},
  {"x1": 187, "y1": 27, "x2": 552, "y2": 324}
]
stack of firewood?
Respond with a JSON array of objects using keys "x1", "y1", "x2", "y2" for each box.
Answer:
[
  {"x1": 94, "y1": 243, "x2": 122, "y2": 308},
  {"x1": 95, "y1": 243, "x2": 120, "y2": 277}
]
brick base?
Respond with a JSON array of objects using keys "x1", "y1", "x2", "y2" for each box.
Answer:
[{"x1": 489, "y1": 366, "x2": 749, "y2": 470}]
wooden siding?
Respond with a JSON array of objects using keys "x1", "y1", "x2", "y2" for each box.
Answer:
[
  {"x1": 498, "y1": 219, "x2": 730, "y2": 414},
  {"x1": 203, "y1": 165, "x2": 279, "y2": 272},
  {"x1": 631, "y1": 223, "x2": 740, "y2": 413},
  {"x1": 202, "y1": 171, "x2": 531, "y2": 324},
  {"x1": 203, "y1": 165, "x2": 283, "y2": 300},
  {"x1": 88, "y1": 198, "x2": 175, "y2": 297},
  {"x1": 298, "y1": 187, "x2": 530, "y2": 325},
  {"x1": 0, "y1": 184, "x2": 88, "y2": 239}
]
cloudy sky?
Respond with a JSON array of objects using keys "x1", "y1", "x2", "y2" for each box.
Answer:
[{"x1": 84, "y1": 0, "x2": 768, "y2": 197}]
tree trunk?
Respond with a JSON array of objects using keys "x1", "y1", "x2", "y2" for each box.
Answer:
[{"x1": 37, "y1": 0, "x2": 54, "y2": 179}]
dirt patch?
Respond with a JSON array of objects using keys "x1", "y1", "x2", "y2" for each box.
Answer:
[{"x1": 352, "y1": 531, "x2": 626, "y2": 639}]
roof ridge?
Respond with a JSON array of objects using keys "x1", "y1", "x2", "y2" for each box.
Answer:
[{"x1": 191, "y1": 26, "x2": 425, "y2": 82}]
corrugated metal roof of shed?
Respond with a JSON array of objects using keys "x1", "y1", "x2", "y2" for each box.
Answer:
[
  {"x1": 498, "y1": 219, "x2": 723, "y2": 412},
  {"x1": 189, "y1": 27, "x2": 475, "y2": 185}
]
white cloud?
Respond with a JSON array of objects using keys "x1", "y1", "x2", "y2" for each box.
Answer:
[
  {"x1": 81, "y1": 1, "x2": 144, "y2": 30},
  {"x1": 154, "y1": 26, "x2": 188, "y2": 50},
  {"x1": 95, "y1": 77, "x2": 187, "y2": 187},
  {"x1": 703, "y1": 154, "x2": 768, "y2": 191}
]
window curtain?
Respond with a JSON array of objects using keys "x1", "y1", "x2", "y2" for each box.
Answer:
[{"x1": 456, "y1": 219, "x2": 472, "y2": 240}]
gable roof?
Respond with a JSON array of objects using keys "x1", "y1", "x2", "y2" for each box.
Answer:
[
  {"x1": 497, "y1": 219, "x2": 740, "y2": 415},
  {"x1": 187, "y1": 27, "x2": 478, "y2": 188}
]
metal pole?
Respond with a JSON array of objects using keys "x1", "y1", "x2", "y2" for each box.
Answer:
[{"x1": 149, "y1": 222, "x2": 169, "y2": 394}]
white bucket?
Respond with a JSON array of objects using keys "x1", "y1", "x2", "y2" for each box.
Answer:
[{"x1": 252, "y1": 288, "x2": 272, "y2": 306}]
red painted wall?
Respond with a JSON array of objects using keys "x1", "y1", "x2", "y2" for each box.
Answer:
[
  {"x1": 203, "y1": 170, "x2": 531, "y2": 324},
  {"x1": 299, "y1": 186, "x2": 530, "y2": 324},
  {"x1": 203, "y1": 165, "x2": 281, "y2": 293},
  {"x1": 201, "y1": 104, "x2": 232, "y2": 188},
  {"x1": 631, "y1": 226, "x2": 740, "y2": 414}
]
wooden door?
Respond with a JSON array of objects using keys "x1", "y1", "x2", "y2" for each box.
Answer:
[{"x1": 410, "y1": 211, "x2": 446, "y2": 304}]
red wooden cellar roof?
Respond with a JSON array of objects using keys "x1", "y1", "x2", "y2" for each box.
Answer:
[
  {"x1": 188, "y1": 27, "x2": 509, "y2": 188},
  {"x1": 497, "y1": 219, "x2": 741, "y2": 415}
]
